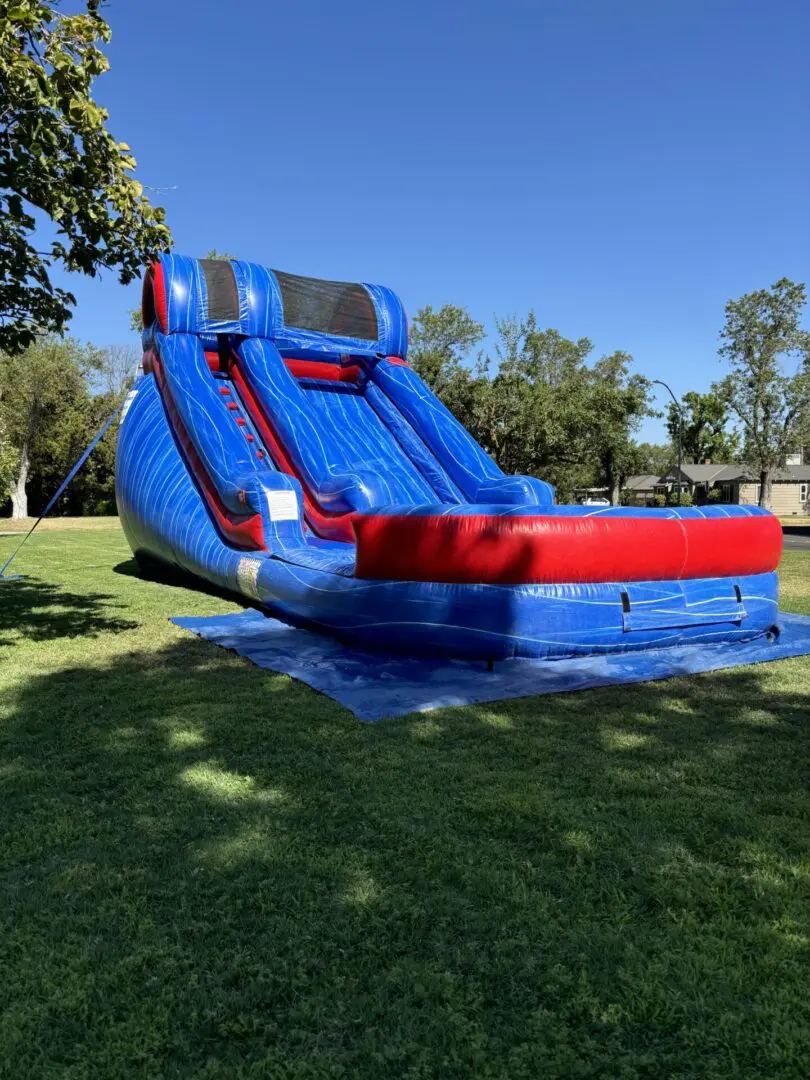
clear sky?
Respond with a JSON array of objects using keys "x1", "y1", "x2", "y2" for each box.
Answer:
[{"x1": 54, "y1": 0, "x2": 809, "y2": 441}]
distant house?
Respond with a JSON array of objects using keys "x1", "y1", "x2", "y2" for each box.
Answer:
[
  {"x1": 659, "y1": 463, "x2": 747, "y2": 502},
  {"x1": 623, "y1": 461, "x2": 810, "y2": 514},
  {"x1": 726, "y1": 465, "x2": 810, "y2": 516},
  {"x1": 621, "y1": 474, "x2": 667, "y2": 504}
]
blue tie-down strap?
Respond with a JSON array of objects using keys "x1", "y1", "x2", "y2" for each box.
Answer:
[
  {"x1": 0, "y1": 399, "x2": 125, "y2": 580},
  {"x1": 171, "y1": 610, "x2": 810, "y2": 721}
]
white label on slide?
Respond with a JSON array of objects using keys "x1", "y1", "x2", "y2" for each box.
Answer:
[{"x1": 266, "y1": 489, "x2": 299, "y2": 522}]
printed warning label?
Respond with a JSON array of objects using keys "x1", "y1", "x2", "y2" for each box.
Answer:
[{"x1": 266, "y1": 489, "x2": 299, "y2": 522}]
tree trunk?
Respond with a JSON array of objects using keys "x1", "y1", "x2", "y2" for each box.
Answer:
[
  {"x1": 759, "y1": 468, "x2": 773, "y2": 510},
  {"x1": 605, "y1": 457, "x2": 620, "y2": 505},
  {"x1": 10, "y1": 440, "x2": 29, "y2": 519}
]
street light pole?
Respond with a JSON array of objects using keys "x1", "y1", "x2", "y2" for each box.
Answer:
[{"x1": 653, "y1": 379, "x2": 682, "y2": 504}]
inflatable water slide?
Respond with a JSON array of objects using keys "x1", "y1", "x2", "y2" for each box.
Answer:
[{"x1": 116, "y1": 255, "x2": 783, "y2": 660}]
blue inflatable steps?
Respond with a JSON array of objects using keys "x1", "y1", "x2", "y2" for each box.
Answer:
[{"x1": 118, "y1": 254, "x2": 790, "y2": 667}]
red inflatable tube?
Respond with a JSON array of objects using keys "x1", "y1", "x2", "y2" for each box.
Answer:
[
  {"x1": 143, "y1": 261, "x2": 168, "y2": 334},
  {"x1": 285, "y1": 359, "x2": 362, "y2": 382},
  {"x1": 353, "y1": 513, "x2": 783, "y2": 585}
]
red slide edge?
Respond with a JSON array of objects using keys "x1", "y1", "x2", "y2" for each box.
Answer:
[
  {"x1": 353, "y1": 513, "x2": 783, "y2": 585},
  {"x1": 143, "y1": 260, "x2": 168, "y2": 334}
]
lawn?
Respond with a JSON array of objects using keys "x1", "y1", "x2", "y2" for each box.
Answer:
[{"x1": 1, "y1": 520, "x2": 810, "y2": 1079}]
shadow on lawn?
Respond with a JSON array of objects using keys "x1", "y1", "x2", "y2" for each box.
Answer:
[
  {"x1": 115, "y1": 556, "x2": 253, "y2": 609},
  {"x1": 0, "y1": 577, "x2": 138, "y2": 644},
  {"x1": 2, "y1": 636, "x2": 810, "y2": 1076}
]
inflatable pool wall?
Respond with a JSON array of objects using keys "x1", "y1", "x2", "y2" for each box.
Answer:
[{"x1": 115, "y1": 255, "x2": 782, "y2": 659}]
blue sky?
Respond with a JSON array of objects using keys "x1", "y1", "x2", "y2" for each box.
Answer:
[{"x1": 55, "y1": 0, "x2": 809, "y2": 441}]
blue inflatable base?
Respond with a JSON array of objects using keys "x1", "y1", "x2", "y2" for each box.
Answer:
[{"x1": 171, "y1": 610, "x2": 810, "y2": 721}]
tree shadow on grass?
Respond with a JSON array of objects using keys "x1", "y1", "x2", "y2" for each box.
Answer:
[
  {"x1": 1, "y1": 636, "x2": 809, "y2": 1078},
  {"x1": 114, "y1": 556, "x2": 255, "y2": 611},
  {"x1": 0, "y1": 577, "x2": 138, "y2": 644}
]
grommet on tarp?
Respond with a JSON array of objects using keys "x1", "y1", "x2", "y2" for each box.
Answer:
[{"x1": 0, "y1": 399, "x2": 125, "y2": 581}]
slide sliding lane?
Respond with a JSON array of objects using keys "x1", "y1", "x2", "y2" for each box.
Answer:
[
  {"x1": 230, "y1": 342, "x2": 513, "y2": 532},
  {"x1": 229, "y1": 345, "x2": 359, "y2": 542},
  {"x1": 231, "y1": 340, "x2": 450, "y2": 540}
]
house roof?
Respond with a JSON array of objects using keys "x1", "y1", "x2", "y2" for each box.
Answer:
[
  {"x1": 712, "y1": 464, "x2": 748, "y2": 481},
  {"x1": 775, "y1": 465, "x2": 810, "y2": 482},
  {"x1": 668, "y1": 463, "x2": 744, "y2": 483},
  {"x1": 624, "y1": 474, "x2": 662, "y2": 490},
  {"x1": 661, "y1": 463, "x2": 810, "y2": 484},
  {"x1": 712, "y1": 464, "x2": 810, "y2": 483}
]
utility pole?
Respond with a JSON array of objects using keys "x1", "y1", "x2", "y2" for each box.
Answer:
[{"x1": 653, "y1": 379, "x2": 682, "y2": 504}]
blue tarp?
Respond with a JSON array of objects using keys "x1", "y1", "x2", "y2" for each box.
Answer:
[{"x1": 171, "y1": 609, "x2": 810, "y2": 721}]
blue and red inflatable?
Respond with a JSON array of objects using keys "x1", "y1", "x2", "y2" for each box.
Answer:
[{"x1": 116, "y1": 255, "x2": 782, "y2": 659}]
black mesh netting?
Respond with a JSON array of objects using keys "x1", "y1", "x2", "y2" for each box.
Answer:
[
  {"x1": 274, "y1": 270, "x2": 378, "y2": 340},
  {"x1": 200, "y1": 259, "x2": 240, "y2": 322}
]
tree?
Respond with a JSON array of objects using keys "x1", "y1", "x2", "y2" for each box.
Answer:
[
  {"x1": 1, "y1": 1, "x2": 171, "y2": 354},
  {"x1": 417, "y1": 310, "x2": 652, "y2": 504},
  {"x1": 64, "y1": 383, "x2": 119, "y2": 515},
  {"x1": 0, "y1": 410, "x2": 16, "y2": 499},
  {"x1": 480, "y1": 315, "x2": 594, "y2": 496},
  {"x1": 714, "y1": 278, "x2": 810, "y2": 509},
  {"x1": 586, "y1": 352, "x2": 655, "y2": 505},
  {"x1": 634, "y1": 441, "x2": 675, "y2": 476},
  {"x1": 666, "y1": 390, "x2": 740, "y2": 464},
  {"x1": 408, "y1": 303, "x2": 485, "y2": 430},
  {"x1": 96, "y1": 342, "x2": 139, "y2": 397},
  {"x1": 0, "y1": 335, "x2": 99, "y2": 517}
]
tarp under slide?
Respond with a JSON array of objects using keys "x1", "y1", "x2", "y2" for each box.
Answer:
[
  {"x1": 117, "y1": 254, "x2": 790, "y2": 668},
  {"x1": 171, "y1": 610, "x2": 810, "y2": 721}
]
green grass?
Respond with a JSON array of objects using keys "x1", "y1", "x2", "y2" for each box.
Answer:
[{"x1": 1, "y1": 521, "x2": 810, "y2": 1079}]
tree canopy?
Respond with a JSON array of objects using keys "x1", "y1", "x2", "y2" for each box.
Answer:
[
  {"x1": 0, "y1": 335, "x2": 114, "y2": 516},
  {"x1": 0, "y1": 0, "x2": 171, "y2": 353},
  {"x1": 714, "y1": 278, "x2": 810, "y2": 507},
  {"x1": 482, "y1": 315, "x2": 594, "y2": 487},
  {"x1": 586, "y1": 351, "x2": 654, "y2": 504},
  {"x1": 635, "y1": 441, "x2": 675, "y2": 476},
  {"x1": 667, "y1": 390, "x2": 740, "y2": 464},
  {"x1": 407, "y1": 303, "x2": 485, "y2": 430},
  {"x1": 406, "y1": 307, "x2": 653, "y2": 503}
]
